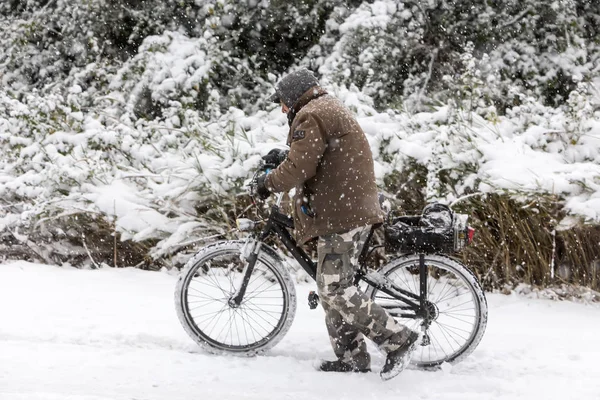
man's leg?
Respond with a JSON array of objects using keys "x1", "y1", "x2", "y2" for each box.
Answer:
[
  {"x1": 321, "y1": 300, "x2": 370, "y2": 370},
  {"x1": 316, "y1": 227, "x2": 414, "y2": 355}
]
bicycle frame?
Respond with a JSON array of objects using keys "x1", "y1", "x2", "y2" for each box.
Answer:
[{"x1": 233, "y1": 194, "x2": 430, "y2": 323}]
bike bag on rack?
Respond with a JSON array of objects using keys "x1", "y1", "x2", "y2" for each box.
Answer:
[{"x1": 384, "y1": 203, "x2": 471, "y2": 254}]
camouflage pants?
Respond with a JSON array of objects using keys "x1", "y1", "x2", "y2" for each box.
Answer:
[{"x1": 317, "y1": 226, "x2": 413, "y2": 369}]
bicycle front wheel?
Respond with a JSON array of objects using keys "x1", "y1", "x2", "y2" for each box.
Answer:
[
  {"x1": 367, "y1": 254, "x2": 488, "y2": 368},
  {"x1": 175, "y1": 240, "x2": 297, "y2": 355}
]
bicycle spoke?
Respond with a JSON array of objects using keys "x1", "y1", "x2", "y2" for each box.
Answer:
[
  {"x1": 433, "y1": 329, "x2": 454, "y2": 358},
  {"x1": 438, "y1": 299, "x2": 474, "y2": 313},
  {"x1": 187, "y1": 296, "x2": 223, "y2": 304},
  {"x1": 409, "y1": 268, "x2": 419, "y2": 297},
  {"x1": 188, "y1": 282, "x2": 224, "y2": 297},
  {"x1": 437, "y1": 283, "x2": 461, "y2": 305},
  {"x1": 245, "y1": 266, "x2": 271, "y2": 289},
  {"x1": 439, "y1": 313, "x2": 472, "y2": 325},
  {"x1": 237, "y1": 307, "x2": 261, "y2": 344},
  {"x1": 426, "y1": 273, "x2": 438, "y2": 302},
  {"x1": 191, "y1": 307, "x2": 226, "y2": 320},
  {"x1": 244, "y1": 293, "x2": 284, "y2": 302},
  {"x1": 391, "y1": 270, "x2": 413, "y2": 293},
  {"x1": 433, "y1": 274, "x2": 456, "y2": 303},
  {"x1": 188, "y1": 300, "x2": 223, "y2": 312},
  {"x1": 234, "y1": 308, "x2": 248, "y2": 346},
  {"x1": 244, "y1": 303, "x2": 278, "y2": 329},
  {"x1": 199, "y1": 262, "x2": 222, "y2": 289},
  {"x1": 246, "y1": 283, "x2": 280, "y2": 299},
  {"x1": 434, "y1": 277, "x2": 452, "y2": 304},
  {"x1": 440, "y1": 307, "x2": 475, "y2": 314},
  {"x1": 436, "y1": 318, "x2": 473, "y2": 334},
  {"x1": 428, "y1": 267, "x2": 442, "y2": 299},
  {"x1": 242, "y1": 305, "x2": 283, "y2": 317},
  {"x1": 441, "y1": 312, "x2": 476, "y2": 318},
  {"x1": 436, "y1": 289, "x2": 470, "y2": 304},
  {"x1": 228, "y1": 309, "x2": 236, "y2": 345},
  {"x1": 205, "y1": 306, "x2": 229, "y2": 338},
  {"x1": 239, "y1": 305, "x2": 273, "y2": 336},
  {"x1": 187, "y1": 292, "x2": 224, "y2": 301},
  {"x1": 245, "y1": 288, "x2": 283, "y2": 294},
  {"x1": 243, "y1": 279, "x2": 277, "y2": 301},
  {"x1": 435, "y1": 321, "x2": 458, "y2": 355},
  {"x1": 215, "y1": 307, "x2": 235, "y2": 343},
  {"x1": 242, "y1": 307, "x2": 282, "y2": 326},
  {"x1": 431, "y1": 330, "x2": 448, "y2": 362},
  {"x1": 189, "y1": 281, "x2": 229, "y2": 301},
  {"x1": 207, "y1": 262, "x2": 231, "y2": 298},
  {"x1": 226, "y1": 264, "x2": 236, "y2": 294},
  {"x1": 242, "y1": 303, "x2": 278, "y2": 330},
  {"x1": 434, "y1": 321, "x2": 463, "y2": 348},
  {"x1": 435, "y1": 321, "x2": 469, "y2": 342}
]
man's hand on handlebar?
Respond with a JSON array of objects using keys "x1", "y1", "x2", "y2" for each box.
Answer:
[
  {"x1": 255, "y1": 174, "x2": 271, "y2": 200},
  {"x1": 262, "y1": 148, "x2": 288, "y2": 168},
  {"x1": 252, "y1": 148, "x2": 287, "y2": 201}
]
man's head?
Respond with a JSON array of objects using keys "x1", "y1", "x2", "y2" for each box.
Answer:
[{"x1": 269, "y1": 68, "x2": 320, "y2": 112}]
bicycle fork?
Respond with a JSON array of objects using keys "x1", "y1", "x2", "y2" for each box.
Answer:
[
  {"x1": 231, "y1": 193, "x2": 284, "y2": 307},
  {"x1": 230, "y1": 236, "x2": 262, "y2": 307}
]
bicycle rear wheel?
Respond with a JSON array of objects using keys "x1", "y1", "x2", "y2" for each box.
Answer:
[
  {"x1": 366, "y1": 254, "x2": 487, "y2": 368},
  {"x1": 175, "y1": 240, "x2": 297, "y2": 355}
]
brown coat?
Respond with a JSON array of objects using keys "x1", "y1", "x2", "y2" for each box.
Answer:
[{"x1": 265, "y1": 88, "x2": 384, "y2": 244}]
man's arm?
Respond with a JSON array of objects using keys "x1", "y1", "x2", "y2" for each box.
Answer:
[{"x1": 265, "y1": 113, "x2": 327, "y2": 193}]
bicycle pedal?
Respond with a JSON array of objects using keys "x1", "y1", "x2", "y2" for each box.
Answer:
[{"x1": 308, "y1": 291, "x2": 320, "y2": 309}]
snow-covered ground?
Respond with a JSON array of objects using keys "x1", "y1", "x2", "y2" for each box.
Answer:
[{"x1": 1, "y1": 261, "x2": 598, "y2": 400}]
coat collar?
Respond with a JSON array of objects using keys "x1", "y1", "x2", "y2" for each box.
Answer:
[{"x1": 287, "y1": 86, "x2": 328, "y2": 126}]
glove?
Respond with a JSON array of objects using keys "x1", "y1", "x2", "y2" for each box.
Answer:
[
  {"x1": 262, "y1": 149, "x2": 288, "y2": 167},
  {"x1": 255, "y1": 174, "x2": 271, "y2": 200}
]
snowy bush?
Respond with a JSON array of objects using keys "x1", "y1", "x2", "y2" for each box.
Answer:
[{"x1": 307, "y1": 0, "x2": 600, "y2": 112}]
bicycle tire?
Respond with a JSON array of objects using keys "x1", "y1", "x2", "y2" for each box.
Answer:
[
  {"x1": 175, "y1": 240, "x2": 297, "y2": 356},
  {"x1": 366, "y1": 254, "x2": 488, "y2": 368}
]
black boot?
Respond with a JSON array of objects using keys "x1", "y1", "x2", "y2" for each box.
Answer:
[
  {"x1": 380, "y1": 330, "x2": 420, "y2": 381},
  {"x1": 318, "y1": 359, "x2": 371, "y2": 373}
]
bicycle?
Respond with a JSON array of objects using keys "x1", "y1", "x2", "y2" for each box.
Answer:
[{"x1": 175, "y1": 167, "x2": 488, "y2": 369}]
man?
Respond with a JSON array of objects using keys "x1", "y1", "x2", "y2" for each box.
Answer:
[{"x1": 256, "y1": 68, "x2": 419, "y2": 381}]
